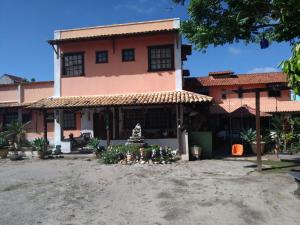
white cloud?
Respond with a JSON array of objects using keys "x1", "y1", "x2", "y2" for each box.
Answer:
[
  {"x1": 114, "y1": 0, "x2": 168, "y2": 14},
  {"x1": 246, "y1": 67, "x2": 279, "y2": 74},
  {"x1": 228, "y1": 47, "x2": 241, "y2": 55}
]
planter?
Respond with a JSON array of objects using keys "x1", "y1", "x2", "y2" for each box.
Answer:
[
  {"x1": 191, "y1": 145, "x2": 202, "y2": 160},
  {"x1": 9, "y1": 153, "x2": 23, "y2": 161},
  {"x1": 251, "y1": 142, "x2": 266, "y2": 155},
  {"x1": 0, "y1": 148, "x2": 9, "y2": 159},
  {"x1": 37, "y1": 151, "x2": 47, "y2": 159},
  {"x1": 126, "y1": 153, "x2": 132, "y2": 162}
]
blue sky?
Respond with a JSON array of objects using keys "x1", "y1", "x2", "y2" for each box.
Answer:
[{"x1": 0, "y1": 0, "x2": 293, "y2": 81}]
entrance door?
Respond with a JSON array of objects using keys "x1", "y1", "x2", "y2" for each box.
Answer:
[{"x1": 93, "y1": 111, "x2": 113, "y2": 139}]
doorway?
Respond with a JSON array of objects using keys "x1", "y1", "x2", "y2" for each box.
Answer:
[{"x1": 93, "y1": 111, "x2": 113, "y2": 140}]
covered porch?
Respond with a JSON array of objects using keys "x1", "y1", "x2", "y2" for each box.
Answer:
[{"x1": 28, "y1": 90, "x2": 212, "y2": 160}]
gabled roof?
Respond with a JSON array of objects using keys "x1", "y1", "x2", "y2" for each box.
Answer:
[
  {"x1": 1, "y1": 74, "x2": 24, "y2": 83},
  {"x1": 185, "y1": 72, "x2": 287, "y2": 88},
  {"x1": 28, "y1": 90, "x2": 213, "y2": 109},
  {"x1": 49, "y1": 18, "x2": 179, "y2": 44}
]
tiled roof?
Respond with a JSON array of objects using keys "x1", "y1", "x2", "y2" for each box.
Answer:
[
  {"x1": 185, "y1": 72, "x2": 287, "y2": 87},
  {"x1": 0, "y1": 102, "x2": 31, "y2": 108},
  {"x1": 210, "y1": 100, "x2": 300, "y2": 114},
  {"x1": 28, "y1": 91, "x2": 213, "y2": 109},
  {"x1": 49, "y1": 18, "x2": 179, "y2": 44},
  {"x1": 228, "y1": 105, "x2": 271, "y2": 117}
]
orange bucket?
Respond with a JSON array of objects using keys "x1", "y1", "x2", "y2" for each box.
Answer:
[{"x1": 232, "y1": 144, "x2": 244, "y2": 156}]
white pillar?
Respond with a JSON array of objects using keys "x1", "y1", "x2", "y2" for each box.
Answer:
[
  {"x1": 17, "y1": 108, "x2": 22, "y2": 123},
  {"x1": 173, "y1": 19, "x2": 182, "y2": 91},
  {"x1": 54, "y1": 109, "x2": 62, "y2": 146},
  {"x1": 80, "y1": 109, "x2": 94, "y2": 137},
  {"x1": 54, "y1": 31, "x2": 61, "y2": 97}
]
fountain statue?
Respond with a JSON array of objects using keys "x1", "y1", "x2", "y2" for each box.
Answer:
[{"x1": 126, "y1": 123, "x2": 147, "y2": 147}]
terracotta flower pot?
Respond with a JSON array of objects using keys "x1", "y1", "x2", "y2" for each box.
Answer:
[
  {"x1": 0, "y1": 148, "x2": 8, "y2": 159},
  {"x1": 251, "y1": 142, "x2": 266, "y2": 155}
]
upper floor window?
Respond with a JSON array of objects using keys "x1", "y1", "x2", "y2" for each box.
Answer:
[
  {"x1": 238, "y1": 87, "x2": 243, "y2": 99},
  {"x1": 122, "y1": 49, "x2": 135, "y2": 62},
  {"x1": 148, "y1": 45, "x2": 174, "y2": 71},
  {"x1": 62, "y1": 52, "x2": 84, "y2": 76},
  {"x1": 96, "y1": 51, "x2": 108, "y2": 63}
]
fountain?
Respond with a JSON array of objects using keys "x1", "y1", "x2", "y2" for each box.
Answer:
[{"x1": 126, "y1": 123, "x2": 147, "y2": 147}]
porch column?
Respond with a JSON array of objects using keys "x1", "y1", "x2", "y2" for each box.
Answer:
[
  {"x1": 54, "y1": 109, "x2": 62, "y2": 146},
  {"x1": 17, "y1": 108, "x2": 22, "y2": 123},
  {"x1": 105, "y1": 109, "x2": 110, "y2": 147},
  {"x1": 114, "y1": 107, "x2": 119, "y2": 139},
  {"x1": 177, "y1": 104, "x2": 189, "y2": 160}
]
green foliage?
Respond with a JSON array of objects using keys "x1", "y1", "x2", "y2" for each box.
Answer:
[
  {"x1": 32, "y1": 138, "x2": 48, "y2": 152},
  {"x1": 281, "y1": 43, "x2": 300, "y2": 95},
  {"x1": 87, "y1": 137, "x2": 105, "y2": 158},
  {"x1": 0, "y1": 137, "x2": 8, "y2": 148},
  {"x1": 102, "y1": 148, "x2": 121, "y2": 164},
  {"x1": 174, "y1": 0, "x2": 300, "y2": 51},
  {"x1": 269, "y1": 115, "x2": 300, "y2": 154},
  {"x1": 0, "y1": 121, "x2": 30, "y2": 151},
  {"x1": 240, "y1": 128, "x2": 256, "y2": 143}
]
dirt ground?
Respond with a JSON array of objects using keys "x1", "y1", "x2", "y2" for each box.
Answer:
[{"x1": 0, "y1": 158, "x2": 299, "y2": 225}]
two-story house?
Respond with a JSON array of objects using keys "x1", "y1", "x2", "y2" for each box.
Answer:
[{"x1": 28, "y1": 18, "x2": 212, "y2": 157}]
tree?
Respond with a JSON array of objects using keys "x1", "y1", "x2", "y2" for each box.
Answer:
[
  {"x1": 281, "y1": 44, "x2": 300, "y2": 95},
  {"x1": 174, "y1": 0, "x2": 300, "y2": 50},
  {"x1": 173, "y1": 0, "x2": 300, "y2": 93}
]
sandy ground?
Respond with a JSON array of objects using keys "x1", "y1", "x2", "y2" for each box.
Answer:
[{"x1": 0, "y1": 158, "x2": 299, "y2": 225}]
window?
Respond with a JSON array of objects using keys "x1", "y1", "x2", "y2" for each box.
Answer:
[
  {"x1": 122, "y1": 49, "x2": 135, "y2": 62},
  {"x1": 123, "y1": 109, "x2": 145, "y2": 129},
  {"x1": 146, "y1": 108, "x2": 173, "y2": 129},
  {"x1": 63, "y1": 112, "x2": 76, "y2": 130},
  {"x1": 148, "y1": 45, "x2": 174, "y2": 71},
  {"x1": 46, "y1": 112, "x2": 54, "y2": 123},
  {"x1": 96, "y1": 51, "x2": 108, "y2": 63},
  {"x1": 123, "y1": 108, "x2": 175, "y2": 130},
  {"x1": 62, "y1": 52, "x2": 84, "y2": 76},
  {"x1": 221, "y1": 90, "x2": 227, "y2": 99},
  {"x1": 4, "y1": 113, "x2": 18, "y2": 127},
  {"x1": 22, "y1": 112, "x2": 32, "y2": 123},
  {"x1": 238, "y1": 87, "x2": 243, "y2": 99},
  {"x1": 268, "y1": 90, "x2": 281, "y2": 97}
]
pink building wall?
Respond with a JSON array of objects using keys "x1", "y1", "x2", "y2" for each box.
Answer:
[
  {"x1": 209, "y1": 84, "x2": 290, "y2": 104},
  {"x1": 0, "y1": 85, "x2": 18, "y2": 103},
  {"x1": 22, "y1": 82, "x2": 54, "y2": 103},
  {"x1": 60, "y1": 34, "x2": 177, "y2": 96}
]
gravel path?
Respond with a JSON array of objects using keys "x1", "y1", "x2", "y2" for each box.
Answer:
[{"x1": 0, "y1": 159, "x2": 299, "y2": 225}]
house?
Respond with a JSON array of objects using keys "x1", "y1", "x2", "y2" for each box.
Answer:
[
  {"x1": 27, "y1": 18, "x2": 212, "y2": 158},
  {"x1": 185, "y1": 70, "x2": 300, "y2": 153},
  {"x1": 0, "y1": 81, "x2": 54, "y2": 140},
  {"x1": 0, "y1": 74, "x2": 25, "y2": 85}
]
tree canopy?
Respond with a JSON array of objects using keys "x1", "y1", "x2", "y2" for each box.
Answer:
[
  {"x1": 174, "y1": 0, "x2": 300, "y2": 94},
  {"x1": 173, "y1": 0, "x2": 300, "y2": 51}
]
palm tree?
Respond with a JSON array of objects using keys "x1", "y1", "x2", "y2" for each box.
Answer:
[{"x1": 0, "y1": 121, "x2": 30, "y2": 154}]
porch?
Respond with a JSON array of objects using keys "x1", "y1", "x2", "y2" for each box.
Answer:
[{"x1": 28, "y1": 90, "x2": 213, "y2": 160}]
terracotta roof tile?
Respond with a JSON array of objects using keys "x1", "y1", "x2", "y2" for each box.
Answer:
[
  {"x1": 28, "y1": 91, "x2": 213, "y2": 109},
  {"x1": 185, "y1": 72, "x2": 287, "y2": 87},
  {"x1": 0, "y1": 102, "x2": 31, "y2": 108}
]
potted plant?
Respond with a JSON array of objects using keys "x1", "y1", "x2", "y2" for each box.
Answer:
[
  {"x1": 0, "y1": 136, "x2": 8, "y2": 159},
  {"x1": 240, "y1": 128, "x2": 266, "y2": 155},
  {"x1": 0, "y1": 121, "x2": 30, "y2": 160},
  {"x1": 32, "y1": 138, "x2": 48, "y2": 159},
  {"x1": 87, "y1": 138, "x2": 104, "y2": 158}
]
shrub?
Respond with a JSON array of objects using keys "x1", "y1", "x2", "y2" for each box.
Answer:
[
  {"x1": 88, "y1": 138, "x2": 104, "y2": 158},
  {"x1": 102, "y1": 148, "x2": 120, "y2": 164}
]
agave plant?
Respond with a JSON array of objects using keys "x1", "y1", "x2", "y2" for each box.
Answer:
[
  {"x1": 32, "y1": 138, "x2": 48, "y2": 159},
  {"x1": 240, "y1": 128, "x2": 256, "y2": 143},
  {"x1": 0, "y1": 121, "x2": 30, "y2": 152}
]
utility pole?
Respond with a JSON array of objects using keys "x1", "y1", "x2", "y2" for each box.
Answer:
[{"x1": 255, "y1": 90, "x2": 262, "y2": 172}]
